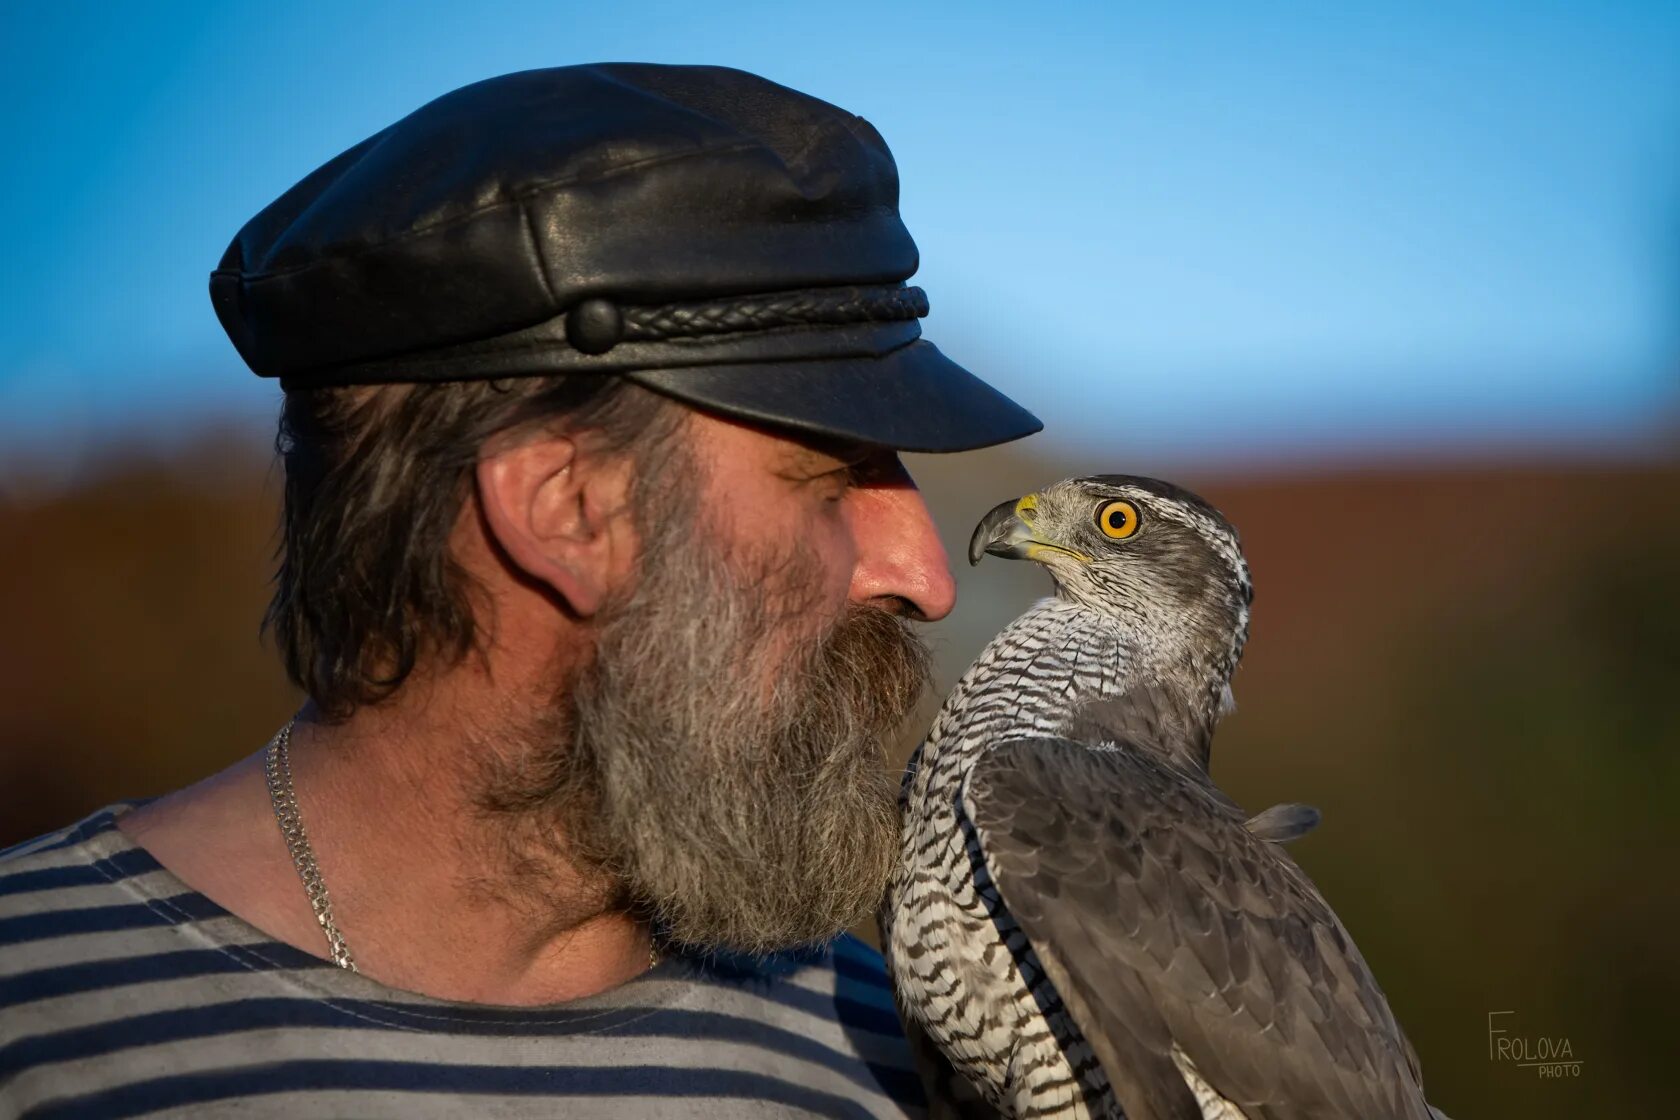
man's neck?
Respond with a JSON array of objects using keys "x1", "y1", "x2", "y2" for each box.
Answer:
[{"x1": 117, "y1": 689, "x2": 654, "y2": 1007}]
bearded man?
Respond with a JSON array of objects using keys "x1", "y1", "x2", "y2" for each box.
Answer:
[{"x1": 0, "y1": 64, "x2": 1040, "y2": 1117}]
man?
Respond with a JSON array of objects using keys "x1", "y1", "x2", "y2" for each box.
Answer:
[{"x1": 0, "y1": 64, "x2": 1040, "y2": 1116}]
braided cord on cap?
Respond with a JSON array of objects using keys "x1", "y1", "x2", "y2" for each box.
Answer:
[
  {"x1": 564, "y1": 284, "x2": 929, "y2": 354},
  {"x1": 624, "y1": 284, "x2": 927, "y2": 341}
]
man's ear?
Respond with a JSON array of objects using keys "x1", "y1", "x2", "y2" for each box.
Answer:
[{"x1": 475, "y1": 432, "x2": 632, "y2": 618}]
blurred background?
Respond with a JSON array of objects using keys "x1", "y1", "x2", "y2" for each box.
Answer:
[{"x1": 2, "y1": 1, "x2": 1675, "y2": 1115}]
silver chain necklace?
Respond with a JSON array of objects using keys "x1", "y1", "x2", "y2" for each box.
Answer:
[
  {"x1": 263, "y1": 720, "x2": 659, "y2": 976},
  {"x1": 264, "y1": 721, "x2": 359, "y2": 971}
]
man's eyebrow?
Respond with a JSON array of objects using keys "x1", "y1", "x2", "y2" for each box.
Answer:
[
  {"x1": 776, "y1": 446, "x2": 830, "y2": 474},
  {"x1": 778, "y1": 439, "x2": 872, "y2": 474}
]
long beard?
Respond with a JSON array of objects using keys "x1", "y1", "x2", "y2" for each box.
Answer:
[{"x1": 478, "y1": 505, "x2": 932, "y2": 954}]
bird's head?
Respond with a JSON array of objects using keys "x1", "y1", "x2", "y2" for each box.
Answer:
[{"x1": 970, "y1": 475, "x2": 1253, "y2": 683}]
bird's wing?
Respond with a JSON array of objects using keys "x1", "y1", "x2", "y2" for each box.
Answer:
[
  {"x1": 1243, "y1": 802, "x2": 1322, "y2": 844},
  {"x1": 960, "y1": 737, "x2": 1433, "y2": 1120}
]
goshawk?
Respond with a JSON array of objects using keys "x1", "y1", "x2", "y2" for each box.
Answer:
[{"x1": 881, "y1": 475, "x2": 1449, "y2": 1120}]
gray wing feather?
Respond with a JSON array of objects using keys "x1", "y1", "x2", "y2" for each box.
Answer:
[
  {"x1": 1244, "y1": 803, "x2": 1323, "y2": 844},
  {"x1": 960, "y1": 737, "x2": 1435, "y2": 1120}
]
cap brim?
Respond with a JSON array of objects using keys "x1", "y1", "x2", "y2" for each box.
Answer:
[{"x1": 621, "y1": 340, "x2": 1041, "y2": 453}]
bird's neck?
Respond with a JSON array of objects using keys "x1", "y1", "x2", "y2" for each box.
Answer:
[
  {"x1": 907, "y1": 599, "x2": 1126, "y2": 803},
  {"x1": 905, "y1": 597, "x2": 1232, "y2": 816}
]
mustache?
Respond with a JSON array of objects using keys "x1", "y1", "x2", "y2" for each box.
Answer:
[{"x1": 803, "y1": 602, "x2": 934, "y2": 738}]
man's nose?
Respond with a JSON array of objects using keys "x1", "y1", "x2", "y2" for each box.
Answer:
[{"x1": 846, "y1": 482, "x2": 957, "y2": 622}]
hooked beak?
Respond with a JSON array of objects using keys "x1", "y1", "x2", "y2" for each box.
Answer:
[{"x1": 968, "y1": 494, "x2": 1092, "y2": 566}]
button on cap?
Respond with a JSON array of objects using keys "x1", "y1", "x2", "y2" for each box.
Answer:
[{"x1": 565, "y1": 298, "x2": 623, "y2": 354}]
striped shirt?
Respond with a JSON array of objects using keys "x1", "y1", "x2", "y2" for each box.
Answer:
[{"x1": 0, "y1": 806, "x2": 925, "y2": 1118}]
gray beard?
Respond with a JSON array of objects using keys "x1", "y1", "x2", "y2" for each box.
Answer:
[{"x1": 477, "y1": 500, "x2": 933, "y2": 955}]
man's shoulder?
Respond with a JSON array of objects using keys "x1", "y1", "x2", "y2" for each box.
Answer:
[
  {"x1": 0, "y1": 803, "x2": 173, "y2": 951},
  {"x1": 0, "y1": 804, "x2": 137, "y2": 886}
]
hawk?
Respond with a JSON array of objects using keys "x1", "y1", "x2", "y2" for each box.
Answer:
[{"x1": 881, "y1": 475, "x2": 1450, "y2": 1120}]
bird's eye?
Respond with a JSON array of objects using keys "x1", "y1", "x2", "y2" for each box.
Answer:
[{"x1": 1096, "y1": 500, "x2": 1141, "y2": 540}]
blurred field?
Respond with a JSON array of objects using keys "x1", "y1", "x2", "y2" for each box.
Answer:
[{"x1": 2, "y1": 436, "x2": 1676, "y2": 1118}]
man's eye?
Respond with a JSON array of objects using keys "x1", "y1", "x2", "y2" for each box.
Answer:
[{"x1": 818, "y1": 469, "x2": 854, "y2": 502}]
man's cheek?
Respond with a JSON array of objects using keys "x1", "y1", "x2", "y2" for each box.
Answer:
[{"x1": 819, "y1": 511, "x2": 860, "y2": 608}]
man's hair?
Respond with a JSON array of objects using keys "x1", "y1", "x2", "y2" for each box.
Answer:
[{"x1": 265, "y1": 376, "x2": 679, "y2": 719}]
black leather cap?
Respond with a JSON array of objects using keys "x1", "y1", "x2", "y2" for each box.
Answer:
[{"x1": 210, "y1": 63, "x2": 1041, "y2": 452}]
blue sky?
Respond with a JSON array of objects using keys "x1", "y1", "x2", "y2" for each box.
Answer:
[{"x1": 1, "y1": 0, "x2": 1676, "y2": 466}]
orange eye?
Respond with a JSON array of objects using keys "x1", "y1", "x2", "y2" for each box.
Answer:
[{"x1": 1096, "y1": 500, "x2": 1141, "y2": 540}]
